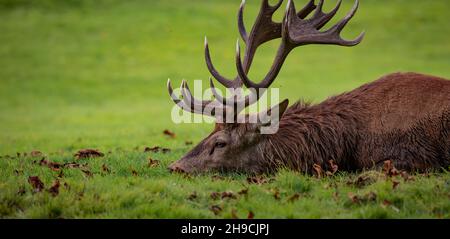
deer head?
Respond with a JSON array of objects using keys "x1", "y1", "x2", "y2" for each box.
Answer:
[{"x1": 167, "y1": 0, "x2": 364, "y2": 174}]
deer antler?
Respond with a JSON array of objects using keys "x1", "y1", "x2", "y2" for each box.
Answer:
[
  {"x1": 237, "y1": 0, "x2": 364, "y2": 91},
  {"x1": 168, "y1": 0, "x2": 364, "y2": 120}
]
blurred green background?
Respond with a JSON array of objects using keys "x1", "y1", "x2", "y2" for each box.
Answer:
[{"x1": 0, "y1": 0, "x2": 449, "y2": 154}]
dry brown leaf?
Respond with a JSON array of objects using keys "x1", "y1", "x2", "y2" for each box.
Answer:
[
  {"x1": 74, "y1": 149, "x2": 104, "y2": 159},
  {"x1": 82, "y1": 169, "x2": 94, "y2": 178},
  {"x1": 313, "y1": 164, "x2": 323, "y2": 178},
  {"x1": 383, "y1": 160, "x2": 400, "y2": 177},
  {"x1": 221, "y1": 191, "x2": 236, "y2": 199},
  {"x1": 28, "y1": 176, "x2": 44, "y2": 192},
  {"x1": 238, "y1": 188, "x2": 249, "y2": 195},
  {"x1": 392, "y1": 180, "x2": 400, "y2": 189},
  {"x1": 30, "y1": 150, "x2": 43, "y2": 157},
  {"x1": 144, "y1": 146, "x2": 160, "y2": 153},
  {"x1": 327, "y1": 160, "x2": 338, "y2": 175},
  {"x1": 163, "y1": 129, "x2": 176, "y2": 138},
  {"x1": 161, "y1": 148, "x2": 171, "y2": 153},
  {"x1": 347, "y1": 192, "x2": 359, "y2": 204},
  {"x1": 48, "y1": 180, "x2": 60, "y2": 197},
  {"x1": 210, "y1": 192, "x2": 221, "y2": 200},
  {"x1": 39, "y1": 158, "x2": 62, "y2": 171},
  {"x1": 246, "y1": 176, "x2": 269, "y2": 185},
  {"x1": 210, "y1": 205, "x2": 222, "y2": 215},
  {"x1": 148, "y1": 158, "x2": 160, "y2": 168}
]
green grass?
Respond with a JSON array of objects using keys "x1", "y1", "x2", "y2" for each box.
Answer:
[{"x1": 0, "y1": 0, "x2": 449, "y2": 218}]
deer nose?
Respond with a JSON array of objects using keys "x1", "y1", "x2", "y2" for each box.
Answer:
[{"x1": 168, "y1": 162, "x2": 186, "y2": 173}]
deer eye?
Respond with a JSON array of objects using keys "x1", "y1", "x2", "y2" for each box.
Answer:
[{"x1": 214, "y1": 142, "x2": 227, "y2": 148}]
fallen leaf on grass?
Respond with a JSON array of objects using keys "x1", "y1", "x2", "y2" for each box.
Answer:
[
  {"x1": 383, "y1": 160, "x2": 400, "y2": 177},
  {"x1": 221, "y1": 191, "x2": 236, "y2": 200},
  {"x1": 144, "y1": 146, "x2": 160, "y2": 153},
  {"x1": 238, "y1": 188, "x2": 248, "y2": 195},
  {"x1": 185, "y1": 141, "x2": 193, "y2": 145},
  {"x1": 144, "y1": 146, "x2": 171, "y2": 154},
  {"x1": 347, "y1": 192, "x2": 359, "y2": 203},
  {"x1": 210, "y1": 192, "x2": 221, "y2": 200},
  {"x1": 348, "y1": 191, "x2": 377, "y2": 204},
  {"x1": 392, "y1": 180, "x2": 400, "y2": 189},
  {"x1": 163, "y1": 129, "x2": 176, "y2": 138},
  {"x1": 57, "y1": 170, "x2": 64, "y2": 178},
  {"x1": 30, "y1": 150, "x2": 43, "y2": 157},
  {"x1": 28, "y1": 176, "x2": 44, "y2": 192},
  {"x1": 148, "y1": 158, "x2": 160, "y2": 168},
  {"x1": 210, "y1": 205, "x2": 222, "y2": 215},
  {"x1": 381, "y1": 199, "x2": 400, "y2": 212},
  {"x1": 63, "y1": 162, "x2": 85, "y2": 169},
  {"x1": 382, "y1": 199, "x2": 392, "y2": 206},
  {"x1": 247, "y1": 211, "x2": 255, "y2": 219},
  {"x1": 287, "y1": 193, "x2": 300, "y2": 202},
  {"x1": 39, "y1": 158, "x2": 62, "y2": 171},
  {"x1": 48, "y1": 180, "x2": 60, "y2": 197},
  {"x1": 313, "y1": 164, "x2": 323, "y2": 178},
  {"x1": 82, "y1": 169, "x2": 94, "y2": 178},
  {"x1": 74, "y1": 149, "x2": 104, "y2": 159},
  {"x1": 347, "y1": 171, "x2": 383, "y2": 188},
  {"x1": 326, "y1": 160, "x2": 338, "y2": 176},
  {"x1": 246, "y1": 176, "x2": 270, "y2": 185}
]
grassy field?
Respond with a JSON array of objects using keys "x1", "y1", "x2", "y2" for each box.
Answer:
[{"x1": 0, "y1": 0, "x2": 449, "y2": 218}]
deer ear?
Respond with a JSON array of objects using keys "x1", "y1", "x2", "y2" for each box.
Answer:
[{"x1": 258, "y1": 99, "x2": 289, "y2": 127}]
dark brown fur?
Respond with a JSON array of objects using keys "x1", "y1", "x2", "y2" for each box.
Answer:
[{"x1": 259, "y1": 72, "x2": 450, "y2": 173}]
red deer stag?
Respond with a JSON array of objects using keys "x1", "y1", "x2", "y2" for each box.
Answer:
[{"x1": 167, "y1": 0, "x2": 450, "y2": 174}]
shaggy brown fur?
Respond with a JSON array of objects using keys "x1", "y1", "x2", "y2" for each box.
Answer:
[{"x1": 261, "y1": 72, "x2": 450, "y2": 173}]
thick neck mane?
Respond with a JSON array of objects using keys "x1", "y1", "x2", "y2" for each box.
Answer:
[{"x1": 263, "y1": 97, "x2": 364, "y2": 174}]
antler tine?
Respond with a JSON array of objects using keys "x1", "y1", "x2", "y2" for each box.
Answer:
[
  {"x1": 238, "y1": 0, "x2": 247, "y2": 42},
  {"x1": 167, "y1": 79, "x2": 211, "y2": 115},
  {"x1": 297, "y1": 0, "x2": 317, "y2": 19},
  {"x1": 311, "y1": 0, "x2": 342, "y2": 30},
  {"x1": 237, "y1": 0, "x2": 364, "y2": 90},
  {"x1": 325, "y1": 0, "x2": 365, "y2": 46},
  {"x1": 210, "y1": 76, "x2": 260, "y2": 108},
  {"x1": 236, "y1": 37, "x2": 289, "y2": 90},
  {"x1": 204, "y1": 37, "x2": 235, "y2": 88}
]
